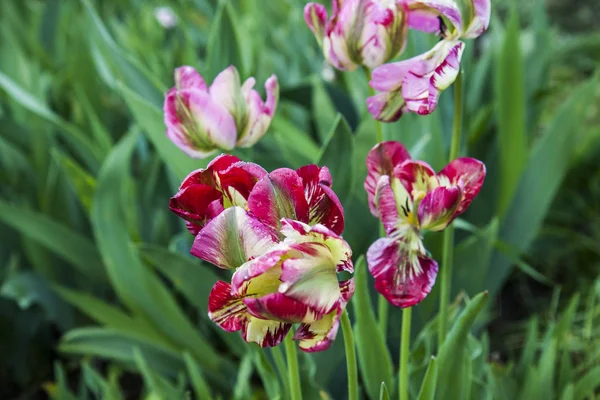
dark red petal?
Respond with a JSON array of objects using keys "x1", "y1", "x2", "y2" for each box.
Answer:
[
  {"x1": 244, "y1": 293, "x2": 322, "y2": 323},
  {"x1": 367, "y1": 237, "x2": 438, "y2": 308},
  {"x1": 365, "y1": 141, "x2": 412, "y2": 216},
  {"x1": 247, "y1": 168, "x2": 310, "y2": 230},
  {"x1": 438, "y1": 157, "x2": 486, "y2": 216},
  {"x1": 218, "y1": 161, "x2": 267, "y2": 202},
  {"x1": 179, "y1": 154, "x2": 241, "y2": 189},
  {"x1": 169, "y1": 185, "x2": 223, "y2": 233}
]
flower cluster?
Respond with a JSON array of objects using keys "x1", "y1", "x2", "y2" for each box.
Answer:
[
  {"x1": 164, "y1": 66, "x2": 278, "y2": 158},
  {"x1": 170, "y1": 155, "x2": 354, "y2": 351},
  {"x1": 368, "y1": 0, "x2": 490, "y2": 120},
  {"x1": 364, "y1": 141, "x2": 485, "y2": 307}
]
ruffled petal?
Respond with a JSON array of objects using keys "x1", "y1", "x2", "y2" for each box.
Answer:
[
  {"x1": 294, "y1": 279, "x2": 354, "y2": 352},
  {"x1": 244, "y1": 293, "x2": 322, "y2": 323},
  {"x1": 169, "y1": 184, "x2": 223, "y2": 234},
  {"x1": 405, "y1": 0, "x2": 463, "y2": 34},
  {"x1": 242, "y1": 318, "x2": 292, "y2": 348},
  {"x1": 208, "y1": 280, "x2": 245, "y2": 332},
  {"x1": 365, "y1": 141, "x2": 412, "y2": 216},
  {"x1": 236, "y1": 75, "x2": 279, "y2": 147},
  {"x1": 304, "y1": 3, "x2": 328, "y2": 44},
  {"x1": 438, "y1": 157, "x2": 486, "y2": 216},
  {"x1": 367, "y1": 238, "x2": 438, "y2": 308},
  {"x1": 417, "y1": 185, "x2": 462, "y2": 231},
  {"x1": 463, "y1": 0, "x2": 491, "y2": 39},
  {"x1": 296, "y1": 165, "x2": 345, "y2": 235},
  {"x1": 247, "y1": 169, "x2": 310, "y2": 230},
  {"x1": 393, "y1": 160, "x2": 438, "y2": 198},
  {"x1": 174, "y1": 66, "x2": 207, "y2": 91},
  {"x1": 190, "y1": 207, "x2": 278, "y2": 269},
  {"x1": 179, "y1": 154, "x2": 242, "y2": 189}
]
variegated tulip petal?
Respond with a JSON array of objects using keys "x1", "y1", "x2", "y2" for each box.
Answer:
[
  {"x1": 237, "y1": 75, "x2": 279, "y2": 147},
  {"x1": 402, "y1": 40, "x2": 464, "y2": 115},
  {"x1": 191, "y1": 207, "x2": 278, "y2": 269},
  {"x1": 463, "y1": 0, "x2": 491, "y2": 39},
  {"x1": 370, "y1": 58, "x2": 417, "y2": 92},
  {"x1": 279, "y1": 242, "x2": 342, "y2": 315},
  {"x1": 242, "y1": 318, "x2": 292, "y2": 348},
  {"x1": 417, "y1": 185, "x2": 461, "y2": 231},
  {"x1": 247, "y1": 169, "x2": 310, "y2": 230},
  {"x1": 174, "y1": 66, "x2": 207, "y2": 91},
  {"x1": 360, "y1": 1, "x2": 408, "y2": 69},
  {"x1": 365, "y1": 141, "x2": 412, "y2": 216},
  {"x1": 294, "y1": 279, "x2": 354, "y2": 352},
  {"x1": 304, "y1": 3, "x2": 328, "y2": 44},
  {"x1": 366, "y1": 91, "x2": 407, "y2": 123},
  {"x1": 208, "y1": 280, "x2": 245, "y2": 332},
  {"x1": 209, "y1": 65, "x2": 244, "y2": 120},
  {"x1": 169, "y1": 184, "x2": 223, "y2": 234},
  {"x1": 438, "y1": 157, "x2": 486, "y2": 216},
  {"x1": 231, "y1": 245, "x2": 290, "y2": 294},
  {"x1": 179, "y1": 154, "x2": 242, "y2": 189},
  {"x1": 296, "y1": 165, "x2": 344, "y2": 235},
  {"x1": 406, "y1": 0, "x2": 463, "y2": 34},
  {"x1": 280, "y1": 219, "x2": 353, "y2": 273},
  {"x1": 367, "y1": 237, "x2": 438, "y2": 308},
  {"x1": 374, "y1": 175, "x2": 400, "y2": 235},
  {"x1": 393, "y1": 160, "x2": 438, "y2": 198},
  {"x1": 218, "y1": 161, "x2": 267, "y2": 207},
  {"x1": 244, "y1": 293, "x2": 322, "y2": 323}
]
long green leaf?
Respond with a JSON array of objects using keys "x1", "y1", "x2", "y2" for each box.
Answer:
[
  {"x1": 417, "y1": 357, "x2": 438, "y2": 400},
  {"x1": 0, "y1": 200, "x2": 105, "y2": 281},
  {"x1": 183, "y1": 352, "x2": 213, "y2": 400},
  {"x1": 353, "y1": 256, "x2": 394, "y2": 400}
]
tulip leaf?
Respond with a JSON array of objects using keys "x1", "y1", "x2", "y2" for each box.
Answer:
[
  {"x1": 119, "y1": 83, "x2": 202, "y2": 181},
  {"x1": 435, "y1": 292, "x2": 488, "y2": 400},
  {"x1": 487, "y1": 75, "x2": 598, "y2": 297},
  {"x1": 91, "y1": 131, "x2": 222, "y2": 371},
  {"x1": 316, "y1": 114, "x2": 355, "y2": 204},
  {"x1": 0, "y1": 71, "x2": 102, "y2": 171},
  {"x1": 574, "y1": 366, "x2": 600, "y2": 400},
  {"x1": 417, "y1": 357, "x2": 438, "y2": 400},
  {"x1": 379, "y1": 382, "x2": 390, "y2": 400},
  {"x1": 494, "y1": 5, "x2": 528, "y2": 216},
  {"x1": 52, "y1": 150, "x2": 96, "y2": 215},
  {"x1": 0, "y1": 200, "x2": 106, "y2": 281},
  {"x1": 183, "y1": 352, "x2": 213, "y2": 400},
  {"x1": 271, "y1": 114, "x2": 321, "y2": 168},
  {"x1": 233, "y1": 353, "x2": 254, "y2": 400},
  {"x1": 205, "y1": 0, "x2": 246, "y2": 82},
  {"x1": 250, "y1": 347, "x2": 282, "y2": 400},
  {"x1": 353, "y1": 256, "x2": 394, "y2": 400}
]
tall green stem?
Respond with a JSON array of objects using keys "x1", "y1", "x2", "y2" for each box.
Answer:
[
  {"x1": 271, "y1": 346, "x2": 289, "y2": 398},
  {"x1": 340, "y1": 310, "x2": 359, "y2": 400},
  {"x1": 438, "y1": 70, "x2": 464, "y2": 347},
  {"x1": 399, "y1": 307, "x2": 412, "y2": 400},
  {"x1": 284, "y1": 334, "x2": 302, "y2": 400}
]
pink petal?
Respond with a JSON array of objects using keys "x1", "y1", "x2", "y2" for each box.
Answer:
[
  {"x1": 405, "y1": 0, "x2": 463, "y2": 34},
  {"x1": 370, "y1": 55, "x2": 420, "y2": 92},
  {"x1": 237, "y1": 75, "x2": 279, "y2": 148},
  {"x1": 393, "y1": 160, "x2": 438, "y2": 197},
  {"x1": 174, "y1": 66, "x2": 207, "y2": 91},
  {"x1": 438, "y1": 157, "x2": 486, "y2": 216},
  {"x1": 294, "y1": 279, "x2": 354, "y2": 352},
  {"x1": 417, "y1": 185, "x2": 462, "y2": 231},
  {"x1": 374, "y1": 175, "x2": 400, "y2": 235},
  {"x1": 304, "y1": 3, "x2": 328, "y2": 40},
  {"x1": 366, "y1": 92, "x2": 407, "y2": 122},
  {"x1": 365, "y1": 141, "x2": 412, "y2": 216},
  {"x1": 208, "y1": 280, "x2": 245, "y2": 332},
  {"x1": 190, "y1": 207, "x2": 278, "y2": 269},
  {"x1": 367, "y1": 238, "x2": 438, "y2": 308},
  {"x1": 463, "y1": 0, "x2": 491, "y2": 38},
  {"x1": 209, "y1": 65, "x2": 242, "y2": 116},
  {"x1": 296, "y1": 165, "x2": 345, "y2": 235},
  {"x1": 247, "y1": 169, "x2": 310, "y2": 231},
  {"x1": 179, "y1": 154, "x2": 241, "y2": 189}
]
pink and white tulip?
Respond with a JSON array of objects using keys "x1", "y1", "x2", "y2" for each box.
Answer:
[
  {"x1": 304, "y1": 0, "x2": 409, "y2": 71},
  {"x1": 367, "y1": 0, "x2": 490, "y2": 120},
  {"x1": 365, "y1": 141, "x2": 485, "y2": 307},
  {"x1": 164, "y1": 66, "x2": 279, "y2": 157}
]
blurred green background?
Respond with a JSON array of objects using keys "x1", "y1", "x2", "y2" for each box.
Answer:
[{"x1": 0, "y1": 0, "x2": 598, "y2": 399}]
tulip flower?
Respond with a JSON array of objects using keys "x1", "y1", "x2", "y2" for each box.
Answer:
[
  {"x1": 204, "y1": 212, "x2": 354, "y2": 350},
  {"x1": 170, "y1": 160, "x2": 345, "y2": 236},
  {"x1": 169, "y1": 154, "x2": 266, "y2": 234},
  {"x1": 164, "y1": 66, "x2": 278, "y2": 158},
  {"x1": 367, "y1": 0, "x2": 490, "y2": 121},
  {"x1": 364, "y1": 141, "x2": 485, "y2": 307},
  {"x1": 304, "y1": 0, "x2": 409, "y2": 71}
]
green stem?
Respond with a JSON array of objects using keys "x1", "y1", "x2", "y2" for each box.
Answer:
[
  {"x1": 271, "y1": 346, "x2": 289, "y2": 398},
  {"x1": 399, "y1": 307, "x2": 412, "y2": 400},
  {"x1": 341, "y1": 310, "x2": 359, "y2": 400},
  {"x1": 438, "y1": 69, "x2": 464, "y2": 348},
  {"x1": 378, "y1": 295, "x2": 389, "y2": 338},
  {"x1": 284, "y1": 334, "x2": 302, "y2": 400},
  {"x1": 364, "y1": 67, "x2": 384, "y2": 143}
]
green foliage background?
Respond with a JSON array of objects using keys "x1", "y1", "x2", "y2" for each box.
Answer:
[{"x1": 0, "y1": 0, "x2": 598, "y2": 398}]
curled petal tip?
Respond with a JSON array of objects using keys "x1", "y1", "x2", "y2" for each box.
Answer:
[
  {"x1": 304, "y1": 3, "x2": 328, "y2": 40},
  {"x1": 174, "y1": 66, "x2": 206, "y2": 91}
]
